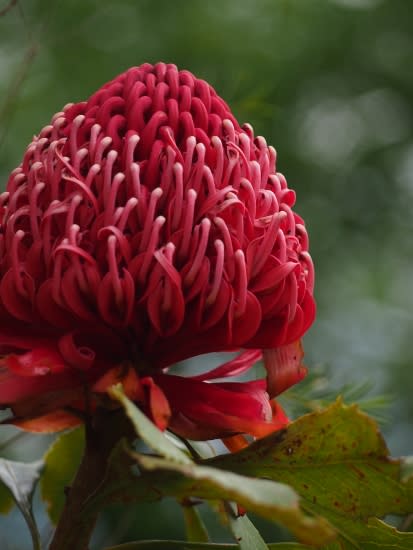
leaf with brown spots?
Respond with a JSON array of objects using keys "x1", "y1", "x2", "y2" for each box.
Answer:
[
  {"x1": 84, "y1": 397, "x2": 335, "y2": 547},
  {"x1": 98, "y1": 451, "x2": 335, "y2": 547},
  {"x1": 207, "y1": 400, "x2": 413, "y2": 549}
]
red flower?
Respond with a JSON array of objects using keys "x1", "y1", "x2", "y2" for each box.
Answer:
[{"x1": 0, "y1": 62, "x2": 315, "y2": 439}]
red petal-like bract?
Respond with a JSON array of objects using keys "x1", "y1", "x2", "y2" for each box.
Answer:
[{"x1": 0, "y1": 62, "x2": 315, "y2": 440}]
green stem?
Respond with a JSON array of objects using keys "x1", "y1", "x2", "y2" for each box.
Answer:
[
  {"x1": 19, "y1": 505, "x2": 42, "y2": 550},
  {"x1": 48, "y1": 408, "x2": 133, "y2": 550}
]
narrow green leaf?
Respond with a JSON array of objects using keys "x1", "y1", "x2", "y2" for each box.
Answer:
[
  {"x1": 182, "y1": 503, "x2": 209, "y2": 542},
  {"x1": 109, "y1": 384, "x2": 191, "y2": 464},
  {"x1": 0, "y1": 480, "x2": 14, "y2": 514},
  {"x1": 280, "y1": 363, "x2": 392, "y2": 426},
  {"x1": 40, "y1": 426, "x2": 84, "y2": 524},
  {"x1": 212, "y1": 500, "x2": 268, "y2": 550},
  {"x1": 0, "y1": 457, "x2": 43, "y2": 550},
  {"x1": 227, "y1": 513, "x2": 268, "y2": 550},
  {"x1": 128, "y1": 453, "x2": 335, "y2": 546}
]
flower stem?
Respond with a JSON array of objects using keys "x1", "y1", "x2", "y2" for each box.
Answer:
[
  {"x1": 49, "y1": 407, "x2": 133, "y2": 550},
  {"x1": 23, "y1": 507, "x2": 42, "y2": 550}
]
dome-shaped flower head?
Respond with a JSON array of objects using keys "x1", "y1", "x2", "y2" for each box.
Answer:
[{"x1": 0, "y1": 62, "x2": 315, "y2": 440}]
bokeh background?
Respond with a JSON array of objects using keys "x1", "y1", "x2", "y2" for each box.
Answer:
[{"x1": 0, "y1": 0, "x2": 412, "y2": 547}]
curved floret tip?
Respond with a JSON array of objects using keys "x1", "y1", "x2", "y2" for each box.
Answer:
[{"x1": 0, "y1": 62, "x2": 315, "y2": 440}]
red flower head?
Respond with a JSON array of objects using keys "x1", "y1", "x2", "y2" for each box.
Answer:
[{"x1": 0, "y1": 62, "x2": 315, "y2": 440}]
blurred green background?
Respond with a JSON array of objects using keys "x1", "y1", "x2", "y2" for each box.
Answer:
[{"x1": 0, "y1": 0, "x2": 412, "y2": 547}]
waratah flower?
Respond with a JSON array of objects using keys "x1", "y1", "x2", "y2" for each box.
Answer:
[{"x1": 0, "y1": 62, "x2": 315, "y2": 439}]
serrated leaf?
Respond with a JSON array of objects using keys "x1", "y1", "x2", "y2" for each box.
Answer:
[
  {"x1": 0, "y1": 480, "x2": 14, "y2": 514},
  {"x1": 316, "y1": 517, "x2": 413, "y2": 549},
  {"x1": 121, "y1": 452, "x2": 335, "y2": 546},
  {"x1": 0, "y1": 457, "x2": 43, "y2": 550},
  {"x1": 109, "y1": 384, "x2": 191, "y2": 464},
  {"x1": 207, "y1": 400, "x2": 413, "y2": 549},
  {"x1": 364, "y1": 518, "x2": 413, "y2": 548},
  {"x1": 40, "y1": 426, "x2": 84, "y2": 524},
  {"x1": 84, "y1": 430, "x2": 334, "y2": 547}
]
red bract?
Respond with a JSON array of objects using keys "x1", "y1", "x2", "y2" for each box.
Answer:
[{"x1": 0, "y1": 62, "x2": 315, "y2": 439}]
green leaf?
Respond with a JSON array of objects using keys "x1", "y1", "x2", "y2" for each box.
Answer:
[
  {"x1": 207, "y1": 400, "x2": 413, "y2": 549},
  {"x1": 0, "y1": 480, "x2": 14, "y2": 514},
  {"x1": 116, "y1": 452, "x2": 335, "y2": 546},
  {"x1": 363, "y1": 518, "x2": 413, "y2": 548},
  {"x1": 182, "y1": 503, "x2": 209, "y2": 542},
  {"x1": 315, "y1": 517, "x2": 413, "y2": 549},
  {"x1": 278, "y1": 362, "x2": 392, "y2": 426},
  {"x1": 109, "y1": 384, "x2": 191, "y2": 464},
  {"x1": 0, "y1": 457, "x2": 43, "y2": 550},
  {"x1": 40, "y1": 426, "x2": 85, "y2": 524},
  {"x1": 227, "y1": 512, "x2": 269, "y2": 550}
]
